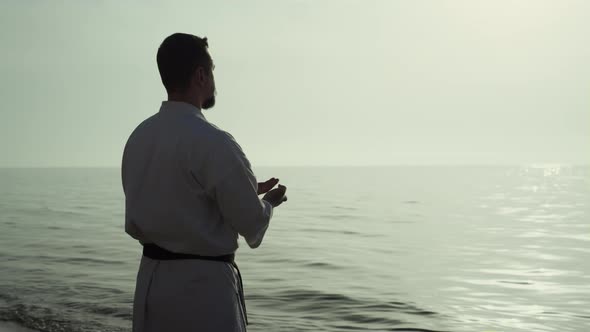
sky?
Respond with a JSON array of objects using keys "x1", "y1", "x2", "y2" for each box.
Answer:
[{"x1": 0, "y1": 0, "x2": 588, "y2": 167}]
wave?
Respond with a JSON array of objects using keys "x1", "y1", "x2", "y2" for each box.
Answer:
[
  {"x1": 249, "y1": 288, "x2": 445, "y2": 330},
  {"x1": 0, "y1": 302, "x2": 129, "y2": 332},
  {"x1": 3, "y1": 205, "x2": 93, "y2": 218}
]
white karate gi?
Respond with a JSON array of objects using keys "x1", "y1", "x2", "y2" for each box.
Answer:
[{"x1": 122, "y1": 100, "x2": 274, "y2": 332}]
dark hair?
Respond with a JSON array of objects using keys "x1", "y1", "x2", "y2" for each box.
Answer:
[{"x1": 156, "y1": 33, "x2": 212, "y2": 93}]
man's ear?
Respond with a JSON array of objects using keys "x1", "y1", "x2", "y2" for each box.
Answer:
[
  {"x1": 188, "y1": 69, "x2": 198, "y2": 88},
  {"x1": 195, "y1": 67, "x2": 206, "y2": 86}
]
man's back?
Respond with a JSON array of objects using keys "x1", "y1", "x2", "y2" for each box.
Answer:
[
  {"x1": 122, "y1": 100, "x2": 274, "y2": 255},
  {"x1": 122, "y1": 100, "x2": 254, "y2": 256}
]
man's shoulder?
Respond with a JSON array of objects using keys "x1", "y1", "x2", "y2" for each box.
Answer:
[
  {"x1": 124, "y1": 113, "x2": 158, "y2": 145},
  {"x1": 199, "y1": 122, "x2": 239, "y2": 149},
  {"x1": 202, "y1": 126, "x2": 248, "y2": 164},
  {"x1": 179, "y1": 122, "x2": 243, "y2": 169}
]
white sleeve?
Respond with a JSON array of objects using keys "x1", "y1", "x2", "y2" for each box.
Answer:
[
  {"x1": 211, "y1": 164, "x2": 274, "y2": 248},
  {"x1": 191, "y1": 131, "x2": 274, "y2": 248}
]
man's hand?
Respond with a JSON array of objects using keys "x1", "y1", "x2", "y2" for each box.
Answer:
[
  {"x1": 257, "y1": 177, "x2": 279, "y2": 195},
  {"x1": 263, "y1": 184, "x2": 288, "y2": 208}
]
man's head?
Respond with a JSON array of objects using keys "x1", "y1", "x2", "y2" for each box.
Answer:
[{"x1": 157, "y1": 33, "x2": 216, "y2": 109}]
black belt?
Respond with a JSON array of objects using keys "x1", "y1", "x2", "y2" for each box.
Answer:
[{"x1": 142, "y1": 243, "x2": 248, "y2": 326}]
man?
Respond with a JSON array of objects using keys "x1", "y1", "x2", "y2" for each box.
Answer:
[{"x1": 121, "y1": 32, "x2": 288, "y2": 332}]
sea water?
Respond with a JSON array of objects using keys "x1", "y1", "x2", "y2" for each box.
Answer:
[{"x1": 0, "y1": 165, "x2": 588, "y2": 332}]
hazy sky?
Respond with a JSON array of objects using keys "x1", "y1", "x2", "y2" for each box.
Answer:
[{"x1": 1, "y1": 0, "x2": 588, "y2": 167}]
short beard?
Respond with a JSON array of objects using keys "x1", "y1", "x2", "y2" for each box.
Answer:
[{"x1": 202, "y1": 96, "x2": 216, "y2": 110}]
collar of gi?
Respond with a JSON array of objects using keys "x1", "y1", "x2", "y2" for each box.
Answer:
[{"x1": 159, "y1": 100, "x2": 206, "y2": 121}]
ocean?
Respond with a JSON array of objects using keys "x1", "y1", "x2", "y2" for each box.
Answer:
[{"x1": 0, "y1": 165, "x2": 588, "y2": 332}]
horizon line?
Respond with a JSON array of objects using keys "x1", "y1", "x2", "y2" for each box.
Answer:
[{"x1": 1, "y1": 163, "x2": 589, "y2": 169}]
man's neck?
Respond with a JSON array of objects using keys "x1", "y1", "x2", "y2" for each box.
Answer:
[{"x1": 167, "y1": 94, "x2": 201, "y2": 110}]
